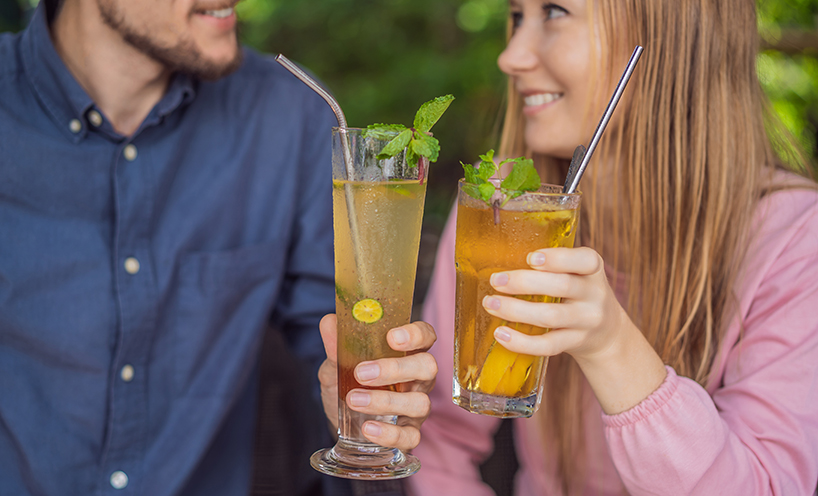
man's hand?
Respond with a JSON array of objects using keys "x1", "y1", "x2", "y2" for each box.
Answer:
[{"x1": 318, "y1": 314, "x2": 438, "y2": 452}]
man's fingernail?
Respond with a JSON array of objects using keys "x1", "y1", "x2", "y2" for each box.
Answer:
[
  {"x1": 363, "y1": 422, "x2": 382, "y2": 437},
  {"x1": 356, "y1": 363, "x2": 380, "y2": 381},
  {"x1": 348, "y1": 392, "x2": 371, "y2": 407},
  {"x1": 483, "y1": 296, "x2": 501, "y2": 310},
  {"x1": 495, "y1": 327, "x2": 512, "y2": 342},
  {"x1": 491, "y1": 273, "x2": 509, "y2": 287},
  {"x1": 391, "y1": 328, "x2": 409, "y2": 345},
  {"x1": 528, "y1": 252, "x2": 546, "y2": 266}
]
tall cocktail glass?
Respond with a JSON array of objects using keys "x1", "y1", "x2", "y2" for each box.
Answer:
[
  {"x1": 452, "y1": 180, "x2": 581, "y2": 418},
  {"x1": 310, "y1": 128, "x2": 425, "y2": 479}
]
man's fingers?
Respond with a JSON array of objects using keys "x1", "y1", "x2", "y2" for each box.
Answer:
[
  {"x1": 360, "y1": 421, "x2": 421, "y2": 452},
  {"x1": 354, "y1": 353, "x2": 438, "y2": 387},
  {"x1": 387, "y1": 321, "x2": 437, "y2": 352},
  {"x1": 346, "y1": 389, "x2": 431, "y2": 419},
  {"x1": 318, "y1": 359, "x2": 337, "y2": 389},
  {"x1": 319, "y1": 314, "x2": 338, "y2": 362}
]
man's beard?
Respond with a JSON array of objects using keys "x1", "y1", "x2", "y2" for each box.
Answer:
[{"x1": 97, "y1": 0, "x2": 242, "y2": 81}]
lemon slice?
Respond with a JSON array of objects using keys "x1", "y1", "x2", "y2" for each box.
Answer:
[{"x1": 352, "y1": 299, "x2": 383, "y2": 324}]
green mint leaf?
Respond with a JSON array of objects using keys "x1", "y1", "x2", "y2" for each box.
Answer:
[
  {"x1": 406, "y1": 147, "x2": 420, "y2": 169},
  {"x1": 410, "y1": 132, "x2": 441, "y2": 162},
  {"x1": 478, "y1": 182, "x2": 496, "y2": 203},
  {"x1": 364, "y1": 123, "x2": 408, "y2": 140},
  {"x1": 376, "y1": 128, "x2": 414, "y2": 159},
  {"x1": 461, "y1": 161, "x2": 481, "y2": 185},
  {"x1": 413, "y1": 94, "x2": 455, "y2": 133},
  {"x1": 477, "y1": 156, "x2": 497, "y2": 181},
  {"x1": 478, "y1": 149, "x2": 495, "y2": 164},
  {"x1": 500, "y1": 158, "x2": 540, "y2": 192},
  {"x1": 461, "y1": 182, "x2": 483, "y2": 202}
]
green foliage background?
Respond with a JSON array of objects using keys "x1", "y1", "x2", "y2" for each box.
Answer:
[
  {"x1": 3, "y1": 0, "x2": 816, "y2": 224},
  {"x1": 232, "y1": 0, "x2": 818, "y2": 226},
  {"x1": 235, "y1": 0, "x2": 513, "y2": 227}
]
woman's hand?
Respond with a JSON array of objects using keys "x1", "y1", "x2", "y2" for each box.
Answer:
[
  {"x1": 482, "y1": 247, "x2": 666, "y2": 414},
  {"x1": 317, "y1": 314, "x2": 438, "y2": 451}
]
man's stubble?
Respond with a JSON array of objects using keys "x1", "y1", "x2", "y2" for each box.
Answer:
[{"x1": 96, "y1": 0, "x2": 243, "y2": 81}]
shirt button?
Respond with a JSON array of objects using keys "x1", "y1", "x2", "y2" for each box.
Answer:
[
  {"x1": 123, "y1": 144, "x2": 138, "y2": 161},
  {"x1": 120, "y1": 364, "x2": 135, "y2": 382},
  {"x1": 69, "y1": 119, "x2": 82, "y2": 133},
  {"x1": 110, "y1": 471, "x2": 128, "y2": 489},
  {"x1": 124, "y1": 257, "x2": 140, "y2": 274},
  {"x1": 88, "y1": 110, "x2": 103, "y2": 127}
]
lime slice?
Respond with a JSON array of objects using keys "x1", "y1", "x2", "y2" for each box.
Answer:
[{"x1": 352, "y1": 299, "x2": 383, "y2": 324}]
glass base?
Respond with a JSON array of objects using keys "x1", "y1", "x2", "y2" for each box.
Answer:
[
  {"x1": 452, "y1": 379, "x2": 538, "y2": 418},
  {"x1": 310, "y1": 438, "x2": 421, "y2": 480}
]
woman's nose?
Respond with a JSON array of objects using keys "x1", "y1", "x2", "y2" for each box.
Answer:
[{"x1": 497, "y1": 25, "x2": 540, "y2": 75}]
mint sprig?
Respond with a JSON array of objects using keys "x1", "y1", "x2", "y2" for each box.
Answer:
[
  {"x1": 461, "y1": 149, "x2": 541, "y2": 206},
  {"x1": 364, "y1": 94, "x2": 455, "y2": 168}
]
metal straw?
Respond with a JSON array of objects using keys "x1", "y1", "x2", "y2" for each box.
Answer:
[
  {"x1": 275, "y1": 55, "x2": 355, "y2": 177},
  {"x1": 275, "y1": 54, "x2": 367, "y2": 289},
  {"x1": 563, "y1": 46, "x2": 644, "y2": 194}
]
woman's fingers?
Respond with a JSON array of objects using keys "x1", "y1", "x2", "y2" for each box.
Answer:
[
  {"x1": 492, "y1": 326, "x2": 585, "y2": 357},
  {"x1": 360, "y1": 420, "x2": 421, "y2": 452},
  {"x1": 482, "y1": 295, "x2": 594, "y2": 330},
  {"x1": 354, "y1": 352, "x2": 438, "y2": 387},
  {"x1": 526, "y1": 247, "x2": 603, "y2": 275},
  {"x1": 346, "y1": 389, "x2": 432, "y2": 419},
  {"x1": 490, "y1": 269, "x2": 585, "y2": 299}
]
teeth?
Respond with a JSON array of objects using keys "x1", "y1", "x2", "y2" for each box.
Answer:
[
  {"x1": 524, "y1": 93, "x2": 563, "y2": 106},
  {"x1": 204, "y1": 7, "x2": 233, "y2": 18}
]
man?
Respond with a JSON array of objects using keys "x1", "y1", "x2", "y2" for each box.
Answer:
[{"x1": 0, "y1": 0, "x2": 436, "y2": 494}]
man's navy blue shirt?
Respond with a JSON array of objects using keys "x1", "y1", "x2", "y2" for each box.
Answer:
[{"x1": 0, "y1": 5, "x2": 338, "y2": 495}]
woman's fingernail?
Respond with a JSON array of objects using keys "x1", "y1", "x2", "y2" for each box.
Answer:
[
  {"x1": 494, "y1": 327, "x2": 512, "y2": 342},
  {"x1": 528, "y1": 252, "x2": 546, "y2": 266},
  {"x1": 391, "y1": 328, "x2": 409, "y2": 345},
  {"x1": 491, "y1": 272, "x2": 509, "y2": 287},
  {"x1": 363, "y1": 422, "x2": 382, "y2": 437},
  {"x1": 348, "y1": 392, "x2": 371, "y2": 407},
  {"x1": 483, "y1": 296, "x2": 501, "y2": 311},
  {"x1": 356, "y1": 363, "x2": 380, "y2": 381}
]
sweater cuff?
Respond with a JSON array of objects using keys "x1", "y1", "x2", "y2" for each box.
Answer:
[{"x1": 601, "y1": 365, "x2": 679, "y2": 429}]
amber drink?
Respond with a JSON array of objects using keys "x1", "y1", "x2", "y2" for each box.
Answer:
[{"x1": 453, "y1": 180, "x2": 580, "y2": 417}]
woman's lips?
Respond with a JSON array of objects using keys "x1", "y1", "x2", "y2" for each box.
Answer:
[{"x1": 522, "y1": 92, "x2": 564, "y2": 114}]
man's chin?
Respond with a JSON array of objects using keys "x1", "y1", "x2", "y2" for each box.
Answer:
[{"x1": 181, "y1": 49, "x2": 243, "y2": 80}]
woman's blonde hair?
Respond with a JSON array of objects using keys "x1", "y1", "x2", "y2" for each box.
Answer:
[{"x1": 497, "y1": 0, "x2": 813, "y2": 492}]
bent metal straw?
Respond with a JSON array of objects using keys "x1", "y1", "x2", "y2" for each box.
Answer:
[{"x1": 275, "y1": 54, "x2": 366, "y2": 286}]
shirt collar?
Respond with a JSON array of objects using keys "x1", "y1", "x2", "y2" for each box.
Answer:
[{"x1": 20, "y1": 3, "x2": 197, "y2": 143}]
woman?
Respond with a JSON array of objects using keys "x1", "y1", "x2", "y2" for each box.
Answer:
[{"x1": 408, "y1": 0, "x2": 818, "y2": 494}]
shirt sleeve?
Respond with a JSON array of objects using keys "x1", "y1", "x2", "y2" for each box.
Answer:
[
  {"x1": 270, "y1": 96, "x2": 337, "y2": 396},
  {"x1": 407, "y1": 208, "x2": 501, "y2": 496},
  {"x1": 602, "y1": 191, "x2": 818, "y2": 496}
]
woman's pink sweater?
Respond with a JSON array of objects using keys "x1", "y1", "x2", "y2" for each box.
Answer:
[{"x1": 408, "y1": 179, "x2": 818, "y2": 495}]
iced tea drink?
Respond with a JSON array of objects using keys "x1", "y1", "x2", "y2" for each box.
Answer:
[
  {"x1": 453, "y1": 180, "x2": 580, "y2": 417},
  {"x1": 310, "y1": 127, "x2": 426, "y2": 479}
]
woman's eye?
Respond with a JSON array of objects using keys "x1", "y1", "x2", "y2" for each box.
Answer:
[
  {"x1": 511, "y1": 11, "x2": 523, "y2": 30},
  {"x1": 543, "y1": 3, "x2": 568, "y2": 20}
]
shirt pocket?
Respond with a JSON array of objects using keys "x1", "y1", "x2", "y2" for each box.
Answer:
[{"x1": 173, "y1": 240, "x2": 287, "y2": 397}]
